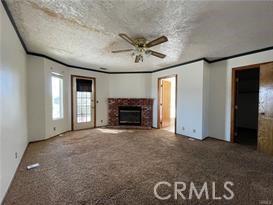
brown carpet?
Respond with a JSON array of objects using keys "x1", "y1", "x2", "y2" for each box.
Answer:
[{"x1": 3, "y1": 128, "x2": 273, "y2": 205}]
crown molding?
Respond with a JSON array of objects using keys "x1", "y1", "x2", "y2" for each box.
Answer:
[
  {"x1": 28, "y1": 52, "x2": 109, "y2": 74},
  {"x1": 206, "y1": 46, "x2": 273, "y2": 63},
  {"x1": 2, "y1": 0, "x2": 273, "y2": 74}
]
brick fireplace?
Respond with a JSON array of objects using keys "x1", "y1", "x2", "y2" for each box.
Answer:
[{"x1": 108, "y1": 98, "x2": 153, "y2": 128}]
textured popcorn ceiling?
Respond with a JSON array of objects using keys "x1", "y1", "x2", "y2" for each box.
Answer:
[{"x1": 6, "y1": 0, "x2": 273, "y2": 72}]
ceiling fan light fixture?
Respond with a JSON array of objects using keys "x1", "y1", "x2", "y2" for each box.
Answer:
[
  {"x1": 140, "y1": 55, "x2": 144, "y2": 62},
  {"x1": 112, "y1": 33, "x2": 168, "y2": 63},
  {"x1": 145, "y1": 50, "x2": 152, "y2": 56}
]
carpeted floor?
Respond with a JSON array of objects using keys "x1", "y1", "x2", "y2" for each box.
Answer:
[{"x1": 3, "y1": 128, "x2": 273, "y2": 205}]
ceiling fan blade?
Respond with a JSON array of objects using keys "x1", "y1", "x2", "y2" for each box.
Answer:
[
  {"x1": 112, "y1": 49, "x2": 134, "y2": 53},
  {"x1": 119, "y1": 33, "x2": 135, "y2": 46},
  {"x1": 150, "y1": 50, "x2": 166, "y2": 58},
  {"x1": 146, "y1": 36, "x2": 168, "y2": 48},
  {"x1": 135, "y1": 55, "x2": 141, "y2": 63}
]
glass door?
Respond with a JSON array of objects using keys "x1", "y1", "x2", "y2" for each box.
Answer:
[{"x1": 72, "y1": 76, "x2": 95, "y2": 130}]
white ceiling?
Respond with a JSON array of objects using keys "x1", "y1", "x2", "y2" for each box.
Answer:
[{"x1": 6, "y1": 0, "x2": 273, "y2": 72}]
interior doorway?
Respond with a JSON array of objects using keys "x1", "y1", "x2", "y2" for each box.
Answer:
[
  {"x1": 158, "y1": 75, "x2": 177, "y2": 133},
  {"x1": 231, "y1": 62, "x2": 273, "y2": 155},
  {"x1": 232, "y1": 67, "x2": 260, "y2": 148},
  {"x1": 71, "y1": 75, "x2": 96, "y2": 130}
]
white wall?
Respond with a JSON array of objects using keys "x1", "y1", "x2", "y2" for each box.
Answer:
[
  {"x1": 207, "y1": 50, "x2": 273, "y2": 141},
  {"x1": 0, "y1": 5, "x2": 28, "y2": 203},
  {"x1": 27, "y1": 56, "x2": 46, "y2": 141},
  {"x1": 151, "y1": 61, "x2": 208, "y2": 140},
  {"x1": 208, "y1": 61, "x2": 228, "y2": 141},
  {"x1": 108, "y1": 74, "x2": 151, "y2": 98},
  {"x1": 27, "y1": 56, "x2": 109, "y2": 141},
  {"x1": 202, "y1": 62, "x2": 210, "y2": 138}
]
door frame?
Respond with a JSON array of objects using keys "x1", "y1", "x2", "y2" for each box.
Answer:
[
  {"x1": 157, "y1": 74, "x2": 177, "y2": 133},
  {"x1": 71, "y1": 75, "x2": 96, "y2": 131},
  {"x1": 230, "y1": 61, "x2": 272, "y2": 143}
]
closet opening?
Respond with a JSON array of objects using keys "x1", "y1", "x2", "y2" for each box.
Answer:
[{"x1": 232, "y1": 67, "x2": 260, "y2": 148}]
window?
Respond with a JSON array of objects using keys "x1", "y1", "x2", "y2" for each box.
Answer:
[
  {"x1": 51, "y1": 73, "x2": 63, "y2": 120},
  {"x1": 77, "y1": 91, "x2": 91, "y2": 123}
]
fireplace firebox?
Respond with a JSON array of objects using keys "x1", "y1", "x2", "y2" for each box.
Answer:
[{"x1": 119, "y1": 106, "x2": 141, "y2": 126}]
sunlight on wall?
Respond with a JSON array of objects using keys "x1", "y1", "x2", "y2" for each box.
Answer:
[{"x1": 165, "y1": 77, "x2": 176, "y2": 119}]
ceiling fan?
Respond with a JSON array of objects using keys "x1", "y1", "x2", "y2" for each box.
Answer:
[{"x1": 112, "y1": 33, "x2": 168, "y2": 63}]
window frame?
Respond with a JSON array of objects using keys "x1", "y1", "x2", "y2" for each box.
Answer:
[{"x1": 51, "y1": 72, "x2": 64, "y2": 120}]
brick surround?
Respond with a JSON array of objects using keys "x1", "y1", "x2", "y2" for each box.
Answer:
[{"x1": 108, "y1": 98, "x2": 153, "y2": 127}]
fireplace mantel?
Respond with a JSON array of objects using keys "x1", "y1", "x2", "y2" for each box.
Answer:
[{"x1": 108, "y1": 98, "x2": 153, "y2": 128}]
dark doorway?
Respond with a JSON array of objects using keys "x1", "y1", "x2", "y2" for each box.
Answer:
[{"x1": 234, "y1": 68, "x2": 260, "y2": 148}]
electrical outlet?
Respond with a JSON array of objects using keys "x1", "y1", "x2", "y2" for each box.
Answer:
[
  {"x1": 101, "y1": 120, "x2": 103, "y2": 123},
  {"x1": 15, "y1": 152, "x2": 18, "y2": 159},
  {"x1": 182, "y1": 126, "x2": 185, "y2": 130},
  {"x1": 53, "y1": 127, "x2": 56, "y2": 131},
  {"x1": 193, "y1": 129, "x2": 196, "y2": 133}
]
